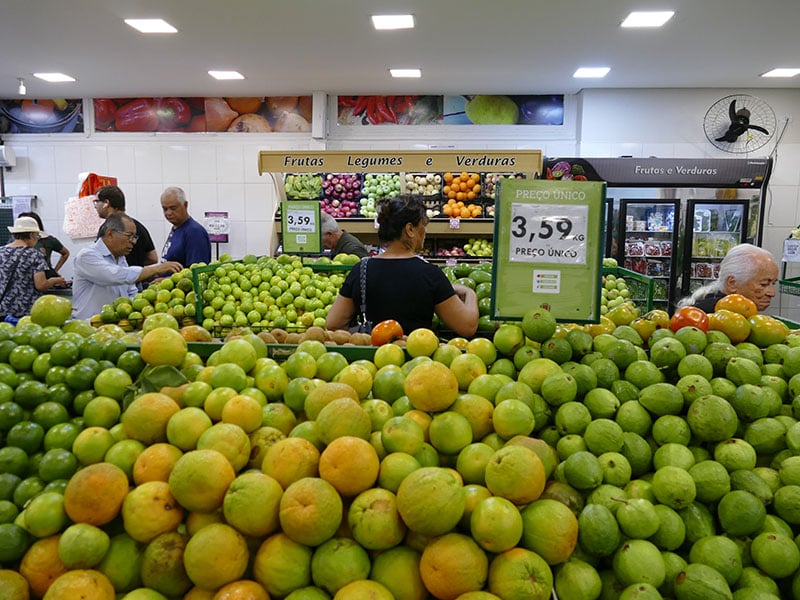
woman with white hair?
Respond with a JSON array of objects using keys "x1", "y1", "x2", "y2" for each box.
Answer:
[
  {"x1": 0, "y1": 216, "x2": 66, "y2": 318},
  {"x1": 679, "y1": 243, "x2": 778, "y2": 312}
]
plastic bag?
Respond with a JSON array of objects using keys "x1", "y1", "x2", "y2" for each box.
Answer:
[{"x1": 63, "y1": 195, "x2": 104, "y2": 240}]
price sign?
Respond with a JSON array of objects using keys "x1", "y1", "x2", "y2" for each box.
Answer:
[
  {"x1": 509, "y1": 204, "x2": 588, "y2": 264},
  {"x1": 491, "y1": 179, "x2": 605, "y2": 323},
  {"x1": 281, "y1": 201, "x2": 321, "y2": 254},
  {"x1": 285, "y1": 209, "x2": 315, "y2": 232},
  {"x1": 204, "y1": 211, "x2": 230, "y2": 243}
]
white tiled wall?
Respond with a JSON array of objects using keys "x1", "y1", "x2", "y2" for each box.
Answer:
[{"x1": 3, "y1": 88, "x2": 800, "y2": 287}]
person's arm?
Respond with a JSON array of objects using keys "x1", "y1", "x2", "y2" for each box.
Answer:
[
  {"x1": 435, "y1": 284, "x2": 479, "y2": 338},
  {"x1": 138, "y1": 261, "x2": 182, "y2": 283},
  {"x1": 53, "y1": 246, "x2": 70, "y2": 272},
  {"x1": 326, "y1": 294, "x2": 357, "y2": 330},
  {"x1": 33, "y1": 271, "x2": 66, "y2": 292}
]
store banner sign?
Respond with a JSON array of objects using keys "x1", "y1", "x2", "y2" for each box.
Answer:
[
  {"x1": 491, "y1": 179, "x2": 605, "y2": 323},
  {"x1": 281, "y1": 201, "x2": 321, "y2": 254},
  {"x1": 0, "y1": 99, "x2": 84, "y2": 133},
  {"x1": 336, "y1": 95, "x2": 565, "y2": 126},
  {"x1": 543, "y1": 157, "x2": 771, "y2": 188},
  {"x1": 93, "y1": 96, "x2": 312, "y2": 133}
]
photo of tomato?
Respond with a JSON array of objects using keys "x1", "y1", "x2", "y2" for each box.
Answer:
[{"x1": 670, "y1": 306, "x2": 709, "y2": 333}]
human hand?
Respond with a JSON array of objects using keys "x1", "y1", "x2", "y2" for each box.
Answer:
[
  {"x1": 49, "y1": 277, "x2": 67, "y2": 289},
  {"x1": 161, "y1": 261, "x2": 183, "y2": 275}
]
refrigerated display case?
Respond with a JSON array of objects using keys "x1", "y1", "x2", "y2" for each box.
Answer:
[
  {"x1": 681, "y1": 200, "x2": 750, "y2": 297},
  {"x1": 617, "y1": 199, "x2": 680, "y2": 310},
  {"x1": 543, "y1": 156, "x2": 773, "y2": 312}
]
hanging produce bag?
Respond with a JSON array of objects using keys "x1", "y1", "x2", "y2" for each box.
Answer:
[{"x1": 63, "y1": 195, "x2": 104, "y2": 240}]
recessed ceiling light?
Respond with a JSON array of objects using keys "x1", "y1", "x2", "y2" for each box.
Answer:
[
  {"x1": 33, "y1": 73, "x2": 76, "y2": 83},
  {"x1": 389, "y1": 68, "x2": 421, "y2": 78},
  {"x1": 762, "y1": 68, "x2": 800, "y2": 78},
  {"x1": 371, "y1": 14, "x2": 415, "y2": 30},
  {"x1": 621, "y1": 11, "x2": 674, "y2": 28},
  {"x1": 573, "y1": 67, "x2": 610, "y2": 78},
  {"x1": 125, "y1": 19, "x2": 178, "y2": 33},
  {"x1": 208, "y1": 70, "x2": 245, "y2": 80}
]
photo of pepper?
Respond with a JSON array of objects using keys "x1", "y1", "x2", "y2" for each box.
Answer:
[
  {"x1": 93, "y1": 96, "x2": 313, "y2": 133},
  {"x1": 337, "y1": 95, "x2": 442, "y2": 126},
  {"x1": 0, "y1": 99, "x2": 84, "y2": 133}
]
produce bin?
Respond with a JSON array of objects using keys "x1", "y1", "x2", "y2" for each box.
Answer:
[
  {"x1": 186, "y1": 341, "x2": 380, "y2": 362},
  {"x1": 776, "y1": 277, "x2": 800, "y2": 327},
  {"x1": 602, "y1": 266, "x2": 656, "y2": 313}
]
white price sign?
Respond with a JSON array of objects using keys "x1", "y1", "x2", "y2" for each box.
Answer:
[
  {"x1": 508, "y1": 203, "x2": 588, "y2": 264},
  {"x1": 285, "y1": 209, "x2": 316, "y2": 233}
]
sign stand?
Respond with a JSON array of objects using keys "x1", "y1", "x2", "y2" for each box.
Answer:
[
  {"x1": 491, "y1": 179, "x2": 606, "y2": 323},
  {"x1": 281, "y1": 201, "x2": 322, "y2": 255}
]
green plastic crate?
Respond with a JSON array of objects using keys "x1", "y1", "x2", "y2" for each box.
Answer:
[{"x1": 602, "y1": 266, "x2": 656, "y2": 313}]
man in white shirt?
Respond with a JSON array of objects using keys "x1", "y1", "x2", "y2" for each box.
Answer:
[{"x1": 72, "y1": 213, "x2": 182, "y2": 320}]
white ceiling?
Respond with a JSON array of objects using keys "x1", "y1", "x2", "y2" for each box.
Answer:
[{"x1": 1, "y1": 0, "x2": 799, "y2": 99}]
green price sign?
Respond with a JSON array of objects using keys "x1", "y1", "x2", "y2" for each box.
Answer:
[
  {"x1": 491, "y1": 179, "x2": 606, "y2": 323},
  {"x1": 280, "y1": 201, "x2": 321, "y2": 254}
]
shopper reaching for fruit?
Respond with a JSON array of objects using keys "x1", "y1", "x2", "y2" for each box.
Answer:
[
  {"x1": 72, "y1": 213, "x2": 182, "y2": 320},
  {"x1": 326, "y1": 194, "x2": 479, "y2": 337},
  {"x1": 0, "y1": 216, "x2": 66, "y2": 319},
  {"x1": 678, "y1": 243, "x2": 779, "y2": 313}
]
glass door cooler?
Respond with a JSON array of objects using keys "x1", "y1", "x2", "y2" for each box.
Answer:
[
  {"x1": 680, "y1": 199, "x2": 750, "y2": 298},
  {"x1": 616, "y1": 199, "x2": 680, "y2": 311}
]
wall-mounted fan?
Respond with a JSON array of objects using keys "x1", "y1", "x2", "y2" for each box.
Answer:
[{"x1": 703, "y1": 94, "x2": 776, "y2": 153}]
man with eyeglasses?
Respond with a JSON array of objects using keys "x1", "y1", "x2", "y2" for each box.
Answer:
[
  {"x1": 94, "y1": 185, "x2": 158, "y2": 267},
  {"x1": 72, "y1": 213, "x2": 182, "y2": 320}
]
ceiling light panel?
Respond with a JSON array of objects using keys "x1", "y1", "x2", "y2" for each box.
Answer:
[
  {"x1": 573, "y1": 67, "x2": 610, "y2": 78},
  {"x1": 125, "y1": 19, "x2": 178, "y2": 33},
  {"x1": 33, "y1": 73, "x2": 76, "y2": 82},
  {"x1": 372, "y1": 15, "x2": 415, "y2": 30},
  {"x1": 621, "y1": 11, "x2": 675, "y2": 28},
  {"x1": 390, "y1": 68, "x2": 421, "y2": 78},
  {"x1": 762, "y1": 68, "x2": 800, "y2": 78},
  {"x1": 208, "y1": 70, "x2": 245, "y2": 80}
]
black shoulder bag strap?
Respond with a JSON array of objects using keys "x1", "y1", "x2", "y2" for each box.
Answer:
[{"x1": 358, "y1": 256, "x2": 369, "y2": 324}]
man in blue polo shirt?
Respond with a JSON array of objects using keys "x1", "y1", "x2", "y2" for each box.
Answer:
[{"x1": 160, "y1": 186, "x2": 211, "y2": 267}]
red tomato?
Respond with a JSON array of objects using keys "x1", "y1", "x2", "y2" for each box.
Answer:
[
  {"x1": 714, "y1": 293, "x2": 758, "y2": 318},
  {"x1": 371, "y1": 319, "x2": 404, "y2": 346},
  {"x1": 669, "y1": 306, "x2": 709, "y2": 333}
]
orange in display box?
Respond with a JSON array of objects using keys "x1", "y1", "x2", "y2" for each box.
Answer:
[{"x1": 443, "y1": 172, "x2": 481, "y2": 202}]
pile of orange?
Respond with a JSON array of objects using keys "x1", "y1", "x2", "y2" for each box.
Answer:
[
  {"x1": 443, "y1": 199, "x2": 483, "y2": 219},
  {"x1": 442, "y1": 172, "x2": 483, "y2": 219},
  {"x1": 443, "y1": 172, "x2": 481, "y2": 201}
]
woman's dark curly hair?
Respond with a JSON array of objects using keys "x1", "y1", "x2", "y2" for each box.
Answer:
[{"x1": 376, "y1": 194, "x2": 428, "y2": 243}]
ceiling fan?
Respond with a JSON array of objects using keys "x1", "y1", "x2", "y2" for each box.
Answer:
[{"x1": 703, "y1": 94, "x2": 776, "y2": 153}]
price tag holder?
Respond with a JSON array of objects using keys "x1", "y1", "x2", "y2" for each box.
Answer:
[
  {"x1": 449, "y1": 218, "x2": 461, "y2": 230},
  {"x1": 281, "y1": 201, "x2": 321, "y2": 254},
  {"x1": 491, "y1": 179, "x2": 605, "y2": 323},
  {"x1": 784, "y1": 239, "x2": 800, "y2": 263}
]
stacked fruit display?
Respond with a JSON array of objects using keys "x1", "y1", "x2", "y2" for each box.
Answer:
[
  {"x1": 465, "y1": 237, "x2": 493, "y2": 257},
  {"x1": 6, "y1": 289, "x2": 800, "y2": 598},
  {"x1": 404, "y1": 173, "x2": 441, "y2": 196},
  {"x1": 483, "y1": 172, "x2": 525, "y2": 199},
  {"x1": 284, "y1": 174, "x2": 323, "y2": 199},
  {"x1": 193, "y1": 255, "x2": 343, "y2": 335},
  {"x1": 321, "y1": 173, "x2": 362, "y2": 218}
]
